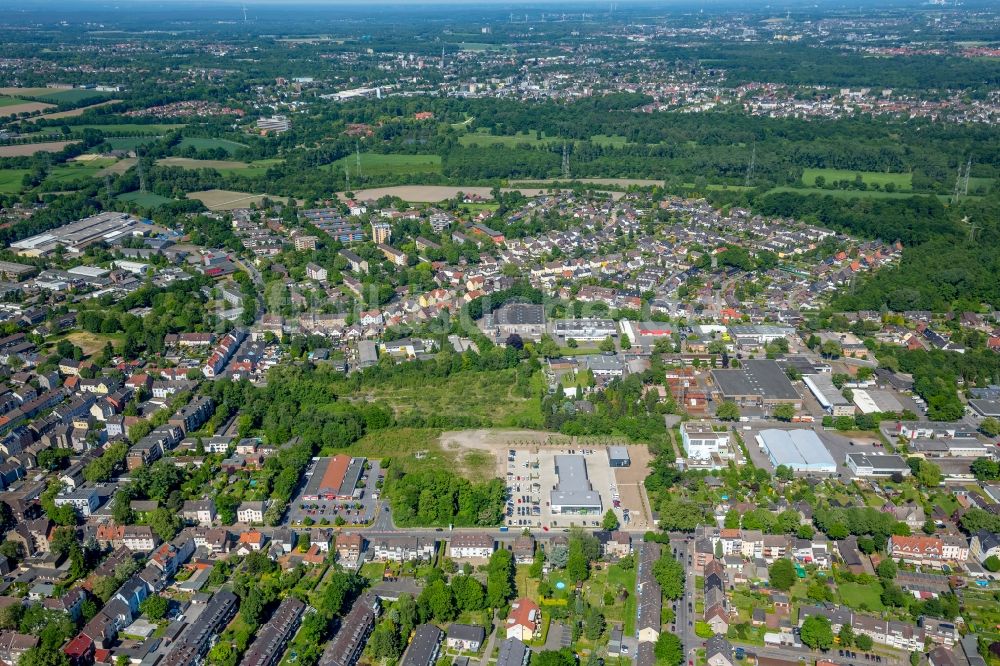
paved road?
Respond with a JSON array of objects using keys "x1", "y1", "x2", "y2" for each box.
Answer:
[
  {"x1": 731, "y1": 642, "x2": 905, "y2": 666},
  {"x1": 671, "y1": 536, "x2": 698, "y2": 664},
  {"x1": 479, "y1": 610, "x2": 501, "y2": 666}
]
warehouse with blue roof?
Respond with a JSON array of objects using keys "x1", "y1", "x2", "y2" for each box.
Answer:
[{"x1": 755, "y1": 429, "x2": 837, "y2": 475}]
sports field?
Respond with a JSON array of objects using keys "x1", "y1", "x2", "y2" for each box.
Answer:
[
  {"x1": 801, "y1": 168, "x2": 912, "y2": 190},
  {"x1": 326, "y1": 152, "x2": 441, "y2": 176}
]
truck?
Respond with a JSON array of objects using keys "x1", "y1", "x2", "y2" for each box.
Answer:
[{"x1": 499, "y1": 526, "x2": 509, "y2": 532}]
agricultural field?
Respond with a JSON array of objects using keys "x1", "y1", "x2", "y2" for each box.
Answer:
[
  {"x1": 75, "y1": 123, "x2": 185, "y2": 134},
  {"x1": 0, "y1": 101, "x2": 55, "y2": 117},
  {"x1": 33, "y1": 88, "x2": 115, "y2": 105},
  {"x1": 104, "y1": 137, "x2": 161, "y2": 151},
  {"x1": 156, "y1": 157, "x2": 281, "y2": 176},
  {"x1": 325, "y1": 152, "x2": 441, "y2": 176},
  {"x1": 187, "y1": 189, "x2": 303, "y2": 210},
  {"x1": 341, "y1": 184, "x2": 547, "y2": 202},
  {"x1": 0, "y1": 141, "x2": 78, "y2": 157},
  {"x1": 0, "y1": 169, "x2": 29, "y2": 194},
  {"x1": 801, "y1": 168, "x2": 913, "y2": 190},
  {"x1": 117, "y1": 191, "x2": 175, "y2": 207},
  {"x1": 0, "y1": 96, "x2": 31, "y2": 108},
  {"x1": 28, "y1": 99, "x2": 121, "y2": 122},
  {"x1": 177, "y1": 137, "x2": 248, "y2": 155}
]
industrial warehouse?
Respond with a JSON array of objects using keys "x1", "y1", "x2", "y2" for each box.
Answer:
[
  {"x1": 755, "y1": 429, "x2": 837, "y2": 475},
  {"x1": 11, "y1": 211, "x2": 145, "y2": 257},
  {"x1": 301, "y1": 454, "x2": 367, "y2": 501}
]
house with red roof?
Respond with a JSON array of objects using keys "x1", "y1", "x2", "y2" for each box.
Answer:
[{"x1": 504, "y1": 598, "x2": 541, "y2": 641}]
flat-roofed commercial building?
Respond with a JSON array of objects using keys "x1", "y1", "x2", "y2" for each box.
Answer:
[
  {"x1": 680, "y1": 421, "x2": 730, "y2": 460},
  {"x1": 301, "y1": 455, "x2": 366, "y2": 501},
  {"x1": 852, "y1": 389, "x2": 904, "y2": 414},
  {"x1": 553, "y1": 318, "x2": 617, "y2": 341},
  {"x1": 550, "y1": 454, "x2": 602, "y2": 515},
  {"x1": 803, "y1": 374, "x2": 855, "y2": 416},
  {"x1": 711, "y1": 360, "x2": 802, "y2": 408},
  {"x1": 755, "y1": 429, "x2": 836, "y2": 475},
  {"x1": 846, "y1": 453, "x2": 911, "y2": 478}
]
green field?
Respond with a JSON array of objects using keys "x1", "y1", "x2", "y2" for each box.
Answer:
[
  {"x1": 326, "y1": 152, "x2": 442, "y2": 176},
  {"x1": 105, "y1": 136, "x2": 162, "y2": 150},
  {"x1": 0, "y1": 96, "x2": 30, "y2": 108},
  {"x1": 44, "y1": 159, "x2": 117, "y2": 186},
  {"x1": 0, "y1": 169, "x2": 29, "y2": 193},
  {"x1": 178, "y1": 137, "x2": 248, "y2": 155},
  {"x1": 117, "y1": 191, "x2": 175, "y2": 207},
  {"x1": 156, "y1": 157, "x2": 282, "y2": 176},
  {"x1": 459, "y1": 130, "x2": 561, "y2": 148},
  {"x1": 35, "y1": 89, "x2": 113, "y2": 104},
  {"x1": 801, "y1": 168, "x2": 912, "y2": 190},
  {"x1": 590, "y1": 134, "x2": 631, "y2": 147}
]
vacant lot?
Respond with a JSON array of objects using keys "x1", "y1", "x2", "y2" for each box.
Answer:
[
  {"x1": 0, "y1": 101, "x2": 55, "y2": 118},
  {"x1": 187, "y1": 189, "x2": 303, "y2": 210},
  {"x1": 801, "y1": 168, "x2": 913, "y2": 190},
  {"x1": 327, "y1": 152, "x2": 441, "y2": 176},
  {"x1": 0, "y1": 141, "x2": 77, "y2": 156}
]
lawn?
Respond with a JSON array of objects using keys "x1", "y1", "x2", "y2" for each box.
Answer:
[
  {"x1": 801, "y1": 168, "x2": 912, "y2": 190},
  {"x1": 118, "y1": 191, "x2": 175, "y2": 207},
  {"x1": 326, "y1": 152, "x2": 441, "y2": 177},
  {"x1": 838, "y1": 581, "x2": 884, "y2": 611},
  {"x1": 0, "y1": 168, "x2": 29, "y2": 193},
  {"x1": 178, "y1": 137, "x2": 248, "y2": 155}
]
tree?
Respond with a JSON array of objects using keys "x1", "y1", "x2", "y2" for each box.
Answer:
[
  {"x1": 602, "y1": 510, "x2": 620, "y2": 531},
  {"x1": 800, "y1": 615, "x2": 833, "y2": 650},
  {"x1": 583, "y1": 606, "x2": 606, "y2": 641},
  {"x1": 140, "y1": 594, "x2": 169, "y2": 620},
  {"x1": 768, "y1": 558, "x2": 796, "y2": 591},
  {"x1": 838, "y1": 624, "x2": 855, "y2": 648},
  {"x1": 599, "y1": 336, "x2": 615, "y2": 353},
  {"x1": 567, "y1": 538, "x2": 589, "y2": 583},
  {"x1": 531, "y1": 649, "x2": 576, "y2": 666},
  {"x1": 773, "y1": 404, "x2": 796, "y2": 422},
  {"x1": 971, "y1": 457, "x2": 1000, "y2": 482},
  {"x1": 877, "y1": 558, "x2": 898, "y2": 581},
  {"x1": 985, "y1": 555, "x2": 1000, "y2": 572},
  {"x1": 979, "y1": 417, "x2": 1000, "y2": 438},
  {"x1": 148, "y1": 508, "x2": 181, "y2": 541},
  {"x1": 855, "y1": 634, "x2": 874, "y2": 651},
  {"x1": 716, "y1": 401, "x2": 741, "y2": 421},
  {"x1": 652, "y1": 555, "x2": 684, "y2": 599},
  {"x1": 486, "y1": 549, "x2": 515, "y2": 607},
  {"x1": 654, "y1": 632, "x2": 684, "y2": 666},
  {"x1": 19, "y1": 647, "x2": 71, "y2": 666}
]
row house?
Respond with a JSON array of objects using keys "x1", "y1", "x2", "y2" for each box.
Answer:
[
  {"x1": 449, "y1": 534, "x2": 495, "y2": 560},
  {"x1": 202, "y1": 328, "x2": 248, "y2": 378}
]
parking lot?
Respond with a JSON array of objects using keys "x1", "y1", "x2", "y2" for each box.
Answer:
[
  {"x1": 502, "y1": 446, "x2": 642, "y2": 530},
  {"x1": 288, "y1": 459, "x2": 382, "y2": 526}
]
